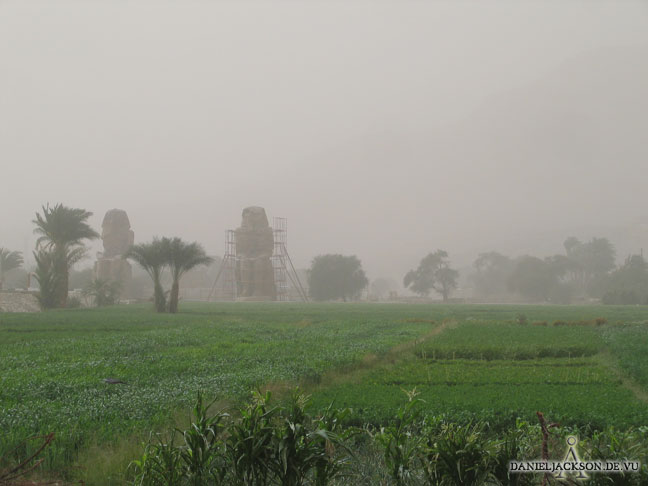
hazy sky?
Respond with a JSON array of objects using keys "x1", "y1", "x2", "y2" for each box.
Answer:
[{"x1": 1, "y1": 1, "x2": 647, "y2": 281}]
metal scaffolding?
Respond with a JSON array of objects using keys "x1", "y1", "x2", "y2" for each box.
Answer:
[
  {"x1": 208, "y1": 230, "x2": 237, "y2": 301},
  {"x1": 272, "y1": 217, "x2": 308, "y2": 302},
  {"x1": 209, "y1": 216, "x2": 308, "y2": 302}
]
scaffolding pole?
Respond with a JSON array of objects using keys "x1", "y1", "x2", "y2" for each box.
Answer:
[
  {"x1": 272, "y1": 217, "x2": 308, "y2": 302},
  {"x1": 208, "y1": 230, "x2": 237, "y2": 301}
]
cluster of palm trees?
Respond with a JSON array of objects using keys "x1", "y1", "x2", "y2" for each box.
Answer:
[
  {"x1": 127, "y1": 237, "x2": 213, "y2": 313},
  {"x1": 28, "y1": 203, "x2": 212, "y2": 313}
]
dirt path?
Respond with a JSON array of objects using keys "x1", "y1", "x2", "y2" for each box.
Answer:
[
  {"x1": 597, "y1": 351, "x2": 648, "y2": 405},
  {"x1": 261, "y1": 321, "x2": 451, "y2": 399}
]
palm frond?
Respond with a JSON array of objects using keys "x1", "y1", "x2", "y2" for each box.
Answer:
[
  {"x1": 0, "y1": 248, "x2": 24, "y2": 274},
  {"x1": 32, "y1": 203, "x2": 99, "y2": 248}
]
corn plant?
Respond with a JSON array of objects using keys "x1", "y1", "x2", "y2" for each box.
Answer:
[
  {"x1": 271, "y1": 390, "x2": 313, "y2": 486},
  {"x1": 130, "y1": 433, "x2": 184, "y2": 486},
  {"x1": 580, "y1": 426, "x2": 648, "y2": 486},
  {"x1": 225, "y1": 391, "x2": 278, "y2": 486},
  {"x1": 489, "y1": 419, "x2": 536, "y2": 486},
  {"x1": 422, "y1": 422, "x2": 496, "y2": 486},
  {"x1": 130, "y1": 393, "x2": 228, "y2": 486},
  {"x1": 177, "y1": 393, "x2": 228, "y2": 485},
  {"x1": 310, "y1": 403, "x2": 355, "y2": 486},
  {"x1": 375, "y1": 388, "x2": 424, "y2": 486}
]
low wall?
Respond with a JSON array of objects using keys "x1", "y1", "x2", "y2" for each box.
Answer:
[{"x1": 0, "y1": 291, "x2": 41, "y2": 313}]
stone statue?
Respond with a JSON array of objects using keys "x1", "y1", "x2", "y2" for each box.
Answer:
[
  {"x1": 101, "y1": 209, "x2": 134, "y2": 258},
  {"x1": 235, "y1": 206, "x2": 276, "y2": 300},
  {"x1": 94, "y1": 209, "x2": 134, "y2": 297}
]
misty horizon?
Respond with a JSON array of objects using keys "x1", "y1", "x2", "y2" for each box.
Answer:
[{"x1": 2, "y1": 1, "x2": 648, "y2": 283}]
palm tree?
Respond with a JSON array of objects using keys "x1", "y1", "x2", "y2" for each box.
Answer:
[
  {"x1": 32, "y1": 204, "x2": 99, "y2": 308},
  {"x1": 126, "y1": 238, "x2": 169, "y2": 312},
  {"x1": 33, "y1": 248, "x2": 59, "y2": 309},
  {"x1": 0, "y1": 248, "x2": 23, "y2": 290},
  {"x1": 165, "y1": 237, "x2": 213, "y2": 313}
]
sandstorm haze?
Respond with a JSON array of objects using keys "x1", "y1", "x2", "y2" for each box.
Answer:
[{"x1": 1, "y1": 0, "x2": 647, "y2": 281}]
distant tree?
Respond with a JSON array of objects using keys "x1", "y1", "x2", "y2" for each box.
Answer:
[
  {"x1": 563, "y1": 236, "x2": 616, "y2": 295},
  {"x1": 126, "y1": 238, "x2": 169, "y2": 313},
  {"x1": 404, "y1": 250, "x2": 459, "y2": 301},
  {"x1": 600, "y1": 254, "x2": 648, "y2": 305},
  {"x1": 507, "y1": 256, "x2": 557, "y2": 302},
  {"x1": 164, "y1": 237, "x2": 213, "y2": 313},
  {"x1": 583, "y1": 237, "x2": 616, "y2": 275},
  {"x1": 545, "y1": 254, "x2": 577, "y2": 280},
  {"x1": 32, "y1": 204, "x2": 99, "y2": 307},
  {"x1": 472, "y1": 251, "x2": 513, "y2": 299},
  {"x1": 83, "y1": 278, "x2": 121, "y2": 307},
  {"x1": 543, "y1": 254, "x2": 580, "y2": 304},
  {"x1": 0, "y1": 248, "x2": 23, "y2": 290},
  {"x1": 370, "y1": 277, "x2": 398, "y2": 299},
  {"x1": 308, "y1": 254, "x2": 368, "y2": 301},
  {"x1": 563, "y1": 236, "x2": 581, "y2": 256}
]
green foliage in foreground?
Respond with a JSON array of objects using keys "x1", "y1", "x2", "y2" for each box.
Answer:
[
  {"x1": 130, "y1": 391, "x2": 648, "y2": 486},
  {"x1": 130, "y1": 390, "x2": 352, "y2": 486},
  {"x1": 371, "y1": 392, "x2": 648, "y2": 486},
  {"x1": 1, "y1": 302, "x2": 648, "y2": 482}
]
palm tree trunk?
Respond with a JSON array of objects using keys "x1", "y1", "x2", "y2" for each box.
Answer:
[
  {"x1": 152, "y1": 270, "x2": 166, "y2": 313},
  {"x1": 59, "y1": 270, "x2": 69, "y2": 308},
  {"x1": 169, "y1": 279, "x2": 179, "y2": 314},
  {"x1": 56, "y1": 252, "x2": 69, "y2": 308}
]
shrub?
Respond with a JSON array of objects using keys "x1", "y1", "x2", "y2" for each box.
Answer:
[
  {"x1": 66, "y1": 296, "x2": 82, "y2": 309},
  {"x1": 83, "y1": 278, "x2": 121, "y2": 307}
]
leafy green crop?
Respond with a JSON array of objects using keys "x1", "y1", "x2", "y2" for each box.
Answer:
[{"x1": 1, "y1": 302, "x2": 648, "y2": 483}]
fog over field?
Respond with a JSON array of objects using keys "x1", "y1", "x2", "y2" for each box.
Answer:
[{"x1": 1, "y1": 0, "x2": 647, "y2": 280}]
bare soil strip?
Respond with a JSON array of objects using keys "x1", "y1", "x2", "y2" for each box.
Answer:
[
  {"x1": 261, "y1": 321, "x2": 451, "y2": 398},
  {"x1": 597, "y1": 351, "x2": 648, "y2": 405}
]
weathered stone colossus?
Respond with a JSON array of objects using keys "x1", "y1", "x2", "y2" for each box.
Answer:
[
  {"x1": 94, "y1": 209, "x2": 134, "y2": 297},
  {"x1": 235, "y1": 206, "x2": 276, "y2": 300}
]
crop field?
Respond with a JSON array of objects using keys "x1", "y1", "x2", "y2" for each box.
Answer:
[
  {"x1": 1, "y1": 302, "x2": 648, "y2": 484},
  {"x1": 310, "y1": 323, "x2": 648, "y2": 429}
]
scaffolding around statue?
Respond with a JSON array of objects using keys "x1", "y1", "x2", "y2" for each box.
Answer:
[{"x1": 209, "y1": 210, "x2": 308, "y2": 302}]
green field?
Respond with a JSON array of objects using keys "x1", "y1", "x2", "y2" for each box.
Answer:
[{"x1": 1, "y1": 303, "x2": 648, "y2": 484}]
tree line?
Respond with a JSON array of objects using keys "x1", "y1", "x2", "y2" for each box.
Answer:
[
  {"x1": 2, "y1": 203, "x2": 647, "y2": 307},
  {"x1": 471, "y1": 237, "x2": 648, "y2": 304},
  {"x1": 309, "y1": 238, "x2": 648, "y2": 305}
]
